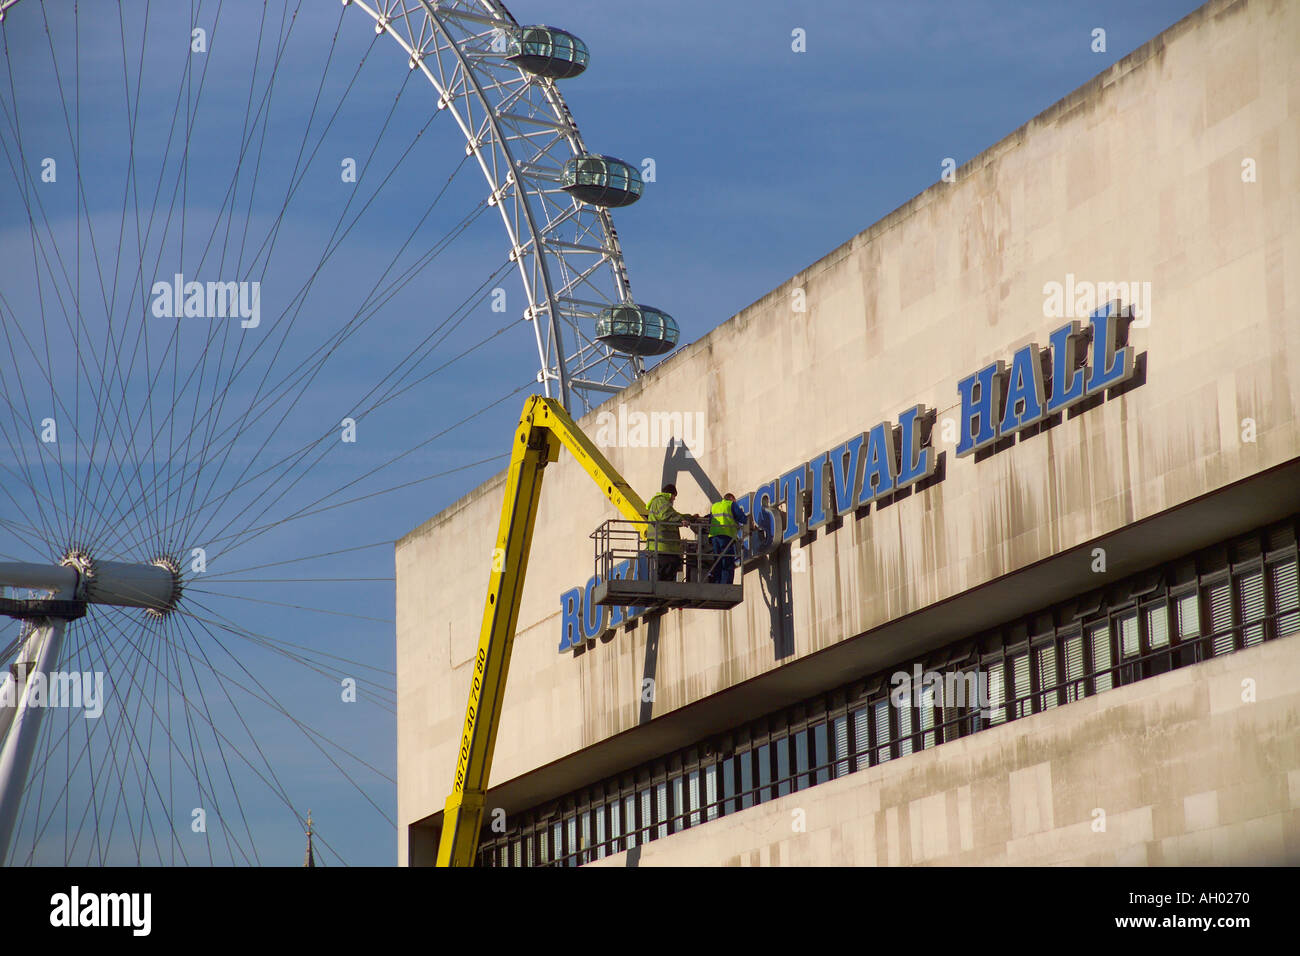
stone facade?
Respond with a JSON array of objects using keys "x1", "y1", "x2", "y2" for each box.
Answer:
[{"x1": 396, "y1": 0, "x2": 1300, "y2": 865}]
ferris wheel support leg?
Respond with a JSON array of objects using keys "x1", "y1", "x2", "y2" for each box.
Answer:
[{"x1": 0, "y1": 617, "x2": 67, "y2": 864}]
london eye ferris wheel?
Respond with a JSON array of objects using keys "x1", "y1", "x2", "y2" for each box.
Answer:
[{"x1": 0, "y1": 0, "x2": 673, "y2": 865}]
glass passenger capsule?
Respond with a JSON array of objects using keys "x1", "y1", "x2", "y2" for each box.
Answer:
[
  {"x1": 506, "y1": 25, "x2": 589, "y2": 79},
  {"x1": 595, "y1": 304, "x2": 678, "y2": 357},
  {"x1": 560, "y1": 155, "x2": 643, "y2": 208}
]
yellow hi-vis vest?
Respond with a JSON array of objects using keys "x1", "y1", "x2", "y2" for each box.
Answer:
[
  {"x1": 644, "y1": 492, "x2": 683, "y2": 554},
  {"x1": 709, "y1": 500, "x2": 739, "y2": 539}
]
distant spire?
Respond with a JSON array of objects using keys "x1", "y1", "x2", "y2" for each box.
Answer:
[{"x1": 303, "y1": 810, "x2": 315, "y2": 868}]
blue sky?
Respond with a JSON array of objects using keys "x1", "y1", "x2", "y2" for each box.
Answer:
[{"x1": 0, "y1": 0, "x2": 1205, "y2": 866}]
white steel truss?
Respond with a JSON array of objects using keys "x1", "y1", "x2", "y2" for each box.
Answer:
[{"x1": 348, "y1": 0, "x2": 645, "y2": 413}]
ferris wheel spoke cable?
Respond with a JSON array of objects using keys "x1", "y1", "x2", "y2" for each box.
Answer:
[
  {"x1": 170, "y1": 594, "x2": 395, "y2": 820},
  {"x1": 197, "y1": 386, "x2": 521, "y2": 562},
  {"x1": 196, "y1": 538, "x2": 393, "y2": 581},
  {"x1": 36, "y1": 4, "x2": 159, "y2": 549},
  {"x1": 141, "y1": 83, "x2": 466, "y2": 556},
  {"x1": 168, "y1": 610, "x2": 263, "y2": 866},
  {"x1": 165, "y1": 170, "x2": 490, "y2": 554},
  {"x1": 175, "y1": 583, "x2": 398, "y2": 692},
  {"x1": 162, "y1": 253, "x2": 514, "y2": 555}
]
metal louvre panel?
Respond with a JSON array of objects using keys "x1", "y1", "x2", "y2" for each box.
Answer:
[
  {"x1": 918, "y1": 687, "x2": 936, "y2": 748},
  {"x1": 687, "y1": 770, "x2": 700, "y2": 826},
  {"x1": 1209, "y1": 581, "x2": 1234, "y2": 655},
  {"x1": 986, "y1": 660, "x2": 1006, "y2": 724},
  {"x1": 833, "y1": 715, "x2": 850, "y2": 777},
  {"x1": 1146, "y1": 604, "x2": 1170, "y2": 648},
  {"x1": 874, "y1": 700, "x2": 892, "y2": 762},
  {"x1": 1036, "y1": 643, "x2": 1059, "y2": 710},
  {"x1": 640, "y1": 788, "x2": 652, "y2": 843},
  {"x1": 898, "y1": 702, "x2": 913, "y2": 757},
  {"x1": 1272, "y1": 558, "x2": 1299, "y2": 636},
  {"x1": 1062, "y1": 631, "x2": 1085, "y2": 702},
  {"x1": 625, "y1": 795, "x2": 638, "y2": 848},
  {"x1": 1011, "y1": 653, "x2": 1031, "y2": 718},
  {"x1": 1118, "y1": 613, "x2": 1139, "y2": 657},
  {"x1": 852, "y1": 707, "x2": 869, "y2": 765},
  {"x1": 1090, "y1": 623, "x2": 1113, "y2": 693},
  {"x1": 1176, "y1": 591, "x2": 1200, "y2": 643},
  {"x1": 655, "y1": 782, "x2": 668, "y2": 839},
  {"x1": 704, "y1": 765, "x2": 718, "y2": 822},
  {"x1": 1236, "y1": 568, "x2": 1266, "y2": 646}
]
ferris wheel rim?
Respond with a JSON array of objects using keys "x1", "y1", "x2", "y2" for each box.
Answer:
[{"x1": 347, "y1": 0, "x2": 645, "y2": 413}]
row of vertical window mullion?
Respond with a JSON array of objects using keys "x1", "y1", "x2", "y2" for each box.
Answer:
[{"x1": 497, "y1": 545, "x2": 1298, "y2": 866}]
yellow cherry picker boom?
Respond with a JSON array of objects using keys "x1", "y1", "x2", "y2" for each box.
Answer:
[{"x1": 435, "y1": 395, "x2": 743, "y2": 866}]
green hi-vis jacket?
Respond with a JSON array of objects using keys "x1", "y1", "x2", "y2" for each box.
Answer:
[{"x1": 643, "y1": 491, "x2": 685, "y2": 554}]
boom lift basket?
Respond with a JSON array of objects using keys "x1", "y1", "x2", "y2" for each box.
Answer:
[{"x1": 590, "y1": 518, "x2": 743, "y2": 611}]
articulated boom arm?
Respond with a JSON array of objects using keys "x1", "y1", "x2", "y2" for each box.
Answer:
[{"x1": 435, "y1": 395, "x2": 646, "y2": 867}]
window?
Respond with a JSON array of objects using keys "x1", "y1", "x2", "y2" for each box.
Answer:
[
  {"x1": 918, "y1": 686, "x2": 936, "y2": 749},
  {"x1": 1062, "y1": 630, "x2": 1085, "y2": 702},
  {"x1": 1036, "y1": 641, "x2": 1059, "y2": 710},
  {"x1": 897, "y1": 697, "x2": 914, "y2": 755},
  {"x1": 814, "y1": 722, "x2": 831, "y2": 785},
  {"x1": 489, "y1": 518, "x2": 1298, "y2": 866},
  {"x1": 775, "y1": 738, "x2": 792, "y2": 797},
  {"x1": 757, "y1": 743, "x2": 773, "y2": 801},
  {"x1": 655, "y1": 782, "x2": 668, "y2": 839},
  {"x1": 1144, "y1": 602, "x2": 1172, "y2": 677},
  {"x1": 985, "y1": 660, "x2": 1006, "y2": 725},
  {"x1": 1116, "y1": 612, "x2": 1140, "y2": 685},
  {"x1": 639, "y1": 787, "x2": 652, "y2": 844},
  {"x1": 794, "y1": 729, "x2": 810, "y2": 791},
  {"x1": 624, "y1": 794, "x2": 638, "y2": 849},
  {"x1": 1208, "y1": 579, "x2": 1233, "y2": 656},
  {"x1": 832, "y1": 714, "x2": 850, "y2": 777},
  {"x1": 852, "y1": 706, "x2": 870, "y2": 769},
  {"x1": 1010, "y1": 652, "x2": 1031, "y2": 717},
  {"x1": 1089, "y1": 623, "x2": 1112, "y2": 693},
  {"x1": 1174, "y1": 589, "x2": 1201, "y2": 667},
  {"x1": 874, "y1": 700, "x2": 892, "y2": 762},
  {"x1": 1272, "y1": 558, "x2": 1299, "y2": 636},
  {"x1": 704, "y1": 764, "x2": 718, "y2": 821},
  {"x1": 721, "y1": 757, "x2": 737, "y2": 815},
  {"x1": 609, "y1": 799, "x2": 622, "y2": 854},
  {"x1": 1237, "y1": 568, "x2": 1265, "y2": 647},
  {"x1": 739, "y1": 751, "x2": 755, "y2": 810}
]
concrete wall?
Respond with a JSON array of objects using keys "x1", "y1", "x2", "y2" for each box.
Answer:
[
  {"x1": 396, "y1": 0, "x2": 1300, "y2": 863},
  {"x1": 588, "y1": 635, "x2": 1300, "y2": 866}
]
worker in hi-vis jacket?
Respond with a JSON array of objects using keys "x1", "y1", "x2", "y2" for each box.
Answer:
[
  {"x1": 643, "y1": 483, "x2": 696, "y2": 582},
  {"x1": 707, "y1": 493, "x2": 749, "y2": 585}
]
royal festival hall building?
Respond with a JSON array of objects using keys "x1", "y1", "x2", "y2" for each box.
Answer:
[{"x1": 396, "y1": 0, "x2": 1300, "y2": 866}]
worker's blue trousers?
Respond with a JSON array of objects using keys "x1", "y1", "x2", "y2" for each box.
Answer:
[{"x1": 708, "y1": 536, "x2": 739, "y2": 584}]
